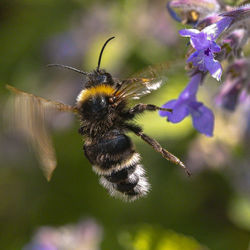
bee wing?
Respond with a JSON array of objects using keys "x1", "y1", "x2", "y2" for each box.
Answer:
[
  {"x1": 115, "y1": 62, "x2": 179, "y2": 100},
  {"x1": 5, "y1": 85, "x2": 78, "y2": 181},
  {"x1": 116, "y1": 76, "x2": 164, "y2": 100}
]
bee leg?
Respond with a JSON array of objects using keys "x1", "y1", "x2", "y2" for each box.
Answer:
[
  {"x1": 129, "y1": 103, "x2": 172, "y2": 115},
  {"x1": 125, "y1": 124, "x2": 191, "y2": 176}
]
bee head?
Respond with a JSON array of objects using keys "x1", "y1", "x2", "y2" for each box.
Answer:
[
  {"x1": 85, "y1": 69, "x2": 114, "y2": 88},
  {"x1": 47, "y1": 37, "x2": 115, "y2": 88},
  {"x1": 84, "y1": 36, "x2": 115, "y2": 88}
]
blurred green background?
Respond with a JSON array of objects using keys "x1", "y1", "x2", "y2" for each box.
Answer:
[{"x1": 1, "y1": 0, "x2": 250, "y2": 249}]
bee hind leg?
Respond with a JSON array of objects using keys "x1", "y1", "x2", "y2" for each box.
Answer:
[
  {"x1": 128, "y1": 103, "x2": 172, "y2": 115},
  {"x1": 125, "y1": 124, "x2": 191, "y2": 176}
]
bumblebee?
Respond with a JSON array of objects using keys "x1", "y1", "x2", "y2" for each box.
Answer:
[{"x1": 6, "y1": 37, "x2": 190, "y2": 202}]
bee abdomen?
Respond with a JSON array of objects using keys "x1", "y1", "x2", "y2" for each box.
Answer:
[
  {"x1": 84, "y1": 132, "x2": 137, "y2": 175},
  {"x1": 84, "y1": 131, "x2": 150, "y2": 201},
  {"x1": 100, "y1": 163, "x2": 150, "y2": 202}
]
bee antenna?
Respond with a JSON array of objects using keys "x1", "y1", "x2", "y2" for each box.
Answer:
[
  {"x1": 97, "y1": 36, "x2": 115, "y2": 71},
  {"x1": 47, "y1": 64, "x2": 88, "y2": 75}
]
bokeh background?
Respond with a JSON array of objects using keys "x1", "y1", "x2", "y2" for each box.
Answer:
[{"x1": 0, "y1": 0, "x2": 250, "y2": 249}]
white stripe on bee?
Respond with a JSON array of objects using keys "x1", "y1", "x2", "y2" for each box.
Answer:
[
  {"x1": 99, "y1": 165, "x2": 150, "y2": 202},
  {"x1": 92, "y1": 152, "x2": 141, "y2": 176}
]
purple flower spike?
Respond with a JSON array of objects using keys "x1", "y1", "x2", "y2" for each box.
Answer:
[
  {"x1": 179, "y1": 16, "x2": 233, "y2": 80},
  {"x1": 160, "y1": 73, "x2": 214, "y2": 136}
]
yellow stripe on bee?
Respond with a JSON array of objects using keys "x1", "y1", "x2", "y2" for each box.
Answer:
[{"x1": 77, "y1": 84, "x2": 115, "y2": 103}]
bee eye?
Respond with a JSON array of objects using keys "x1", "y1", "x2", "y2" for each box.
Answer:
[
  {"x1": 96, "y1": 74, "x2": 107, "y2": 83},
  {"x1": 102, "y1": 73, "x2": 112, "y2": 83},
  {"x1": 102, "y1": 75, "x2": 108, "y2": 82}
]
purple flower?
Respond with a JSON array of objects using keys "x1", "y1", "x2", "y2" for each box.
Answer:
[
  {"x1": 160, "y1": 73, "x2": 214, "y2": 136},
  {"x1": 179, "y1": 16, "x2": 232, "y2": 80},
  {"x1": 23, "y1": 219, "x2": 102, "y2": 250},
  {"x1": 215, "y1": 59, "x2": 250, "y2": 111},
  {"x1": 215, "y1": 78, "x2": 243, "y2": 111}
]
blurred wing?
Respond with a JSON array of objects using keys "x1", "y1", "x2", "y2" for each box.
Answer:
[{"x1": 5, "y1": 85, "x2": 77, "y2": 181}]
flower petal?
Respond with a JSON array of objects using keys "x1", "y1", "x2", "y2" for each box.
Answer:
[
  {"x1": 204, "y1": 57, "x2": 222, "y2": 81},
  {"x1": 190, "y1": 103, "x2": 214, "y2": 136},
  {"x1": 187, "y1": 51, "x2": 199, "y2": 63},
  {"x1": 179, "y1": 29, "x2": 200, "y2": 37},
  {"x1": 169, "y1": 104, "x2": 190, "y2": 123},
  {"x1": 202, "y1": 16, "x2": 232, "y2": 40},
  {"x1": 159, "y1": 99, "x2": 177, "y2": 117},
  {"x1": 160, "y1": 99, "x2": 190, "y2": 123},
  {"x1": 179, "y1": 72, "x2": 202, "y2": 99},
  {"x1": 189, "y1": 51, "x2": 206, "y2": 71},
  {"x1": 190, "y1": 32, "x2": 210, "y2": 50},
  {"x1": 214, "y1": 17, "x2": 232, "y2": 39},
  {"x1": 210, "y1": 41, "x2": 221, "y2": 52}
]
